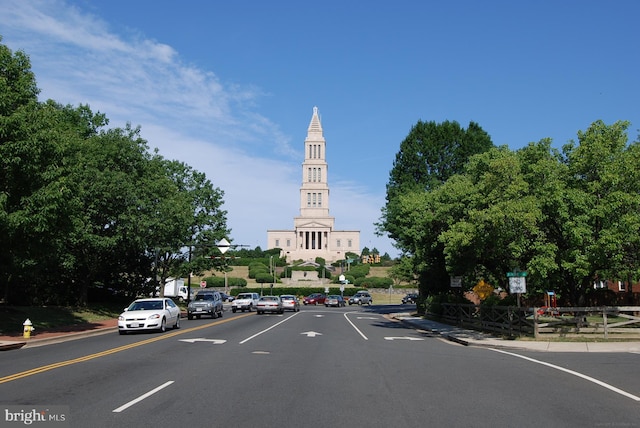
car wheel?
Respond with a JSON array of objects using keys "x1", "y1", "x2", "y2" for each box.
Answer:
[
  {"x1": 174, "y1": 316, "x2": 180, "y2": 329},
  {"x1": 368, "y1": 301, "x2": 372, "y2": 305},
  {"x1": 119, "y1": 330, "x2": 126, "y2": 335},
  {"x1": 232, "y1": 308, "x2": 237, "y2": 313},
  {"x1": 196, "y1": 314, "x2": 201, "y2": 319},
  {"x1": 159, "y1": 317, "x2": 166, "y2": 332},
  {"x1": 188, "y1": 314, "x2": 193, "y2": 320},
  {"x1": 212, "y1": 310, "x2": 218, "y2": 319},
  {"x1": 218, "y1": 309, "x2": 223, "y2": 318}
]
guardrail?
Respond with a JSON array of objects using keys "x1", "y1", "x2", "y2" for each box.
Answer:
[{"x1": 440, "y1": 304, "x2": 640, "y2": 339}]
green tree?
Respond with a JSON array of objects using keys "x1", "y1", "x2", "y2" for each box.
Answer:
[
  {"x1": 557, "y1": 120, "x2": 639, "y2": 304},
  {"x1": 0, "y1": 38, "x2": 230, "y2": 305},
  {"x1": 378, "y1": 120, "x2": 493, "y2": 298},
  {"x1": 388, "y1": 256, "x2": 416, "y2": 286}
]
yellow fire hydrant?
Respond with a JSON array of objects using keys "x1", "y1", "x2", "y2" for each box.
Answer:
[{"x1": 23, "y1": 319, "x2": 35, "y2": 339}]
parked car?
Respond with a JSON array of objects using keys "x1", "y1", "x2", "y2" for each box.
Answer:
[
  {"x1": 348, "y1": 291, "x2": 373, "y2": 305},
  {"x1": 303, "y1": 293, "x2": 326, "y2": 305},
  {"x1": 256, "y1": 296, "x2": 284, "y2": 314},
  {"x1": 280, "y1": 294, "x2": 300, "y2": 312},
  {"x1": 232, "y1": 292, "x2": 260, "y2": 312},
  {"x1": 187, "y1": 291, "x2": 223, "y2": 319},
  {"x1": 219, "y1": 291, "x2": 234, "y2": 302},
  {"x1": 402, "y1": 293, "x2": 418, "y2": 304},
  {"x1": 118, "y1": 298, "x2": 181, "y2": 334},
  {"x1": 325, "y1": 295, "x2": 345, "y2": 307}
]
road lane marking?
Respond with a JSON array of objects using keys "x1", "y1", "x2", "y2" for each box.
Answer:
[
  {"x1": 0, "y1": 313, "x2": 252, "y2": 384},
  {"x1": 112, "y1": 381, "x2": 174, "y2": 413},
  {"x1": 239, "y1": 312, "x2": 299, "y2": 344},
  {"x1": 344, "y1": 313, "x2": 368, "y2": 340},
  {"x1": 301, "y1": 331, "x2": 322, "y2": 337},
  {"x1": 179, "y1": 338, "x2": 226, "y2": 344},
  {"x1": 384, "y1": 337, "x2": 424, "y2": 341},
  {"x1": 489, "y1": 348, "x2": 640, "y2": 402}
]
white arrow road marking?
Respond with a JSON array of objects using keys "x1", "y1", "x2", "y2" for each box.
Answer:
[
  {"x1": 301, "y1": 331, "x2": 323, "y2": 337},
  {"x1": 314, "y1": 315, "x2": 325, "y2": 318},
  {"x1": 179, "y1": 338, "x2": 226, "y2": 344},
  {"x1": 384, "y1": 337, "x2": 424, "y2": 341}
]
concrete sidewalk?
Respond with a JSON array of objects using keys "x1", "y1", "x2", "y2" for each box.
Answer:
[{"x1": 393, "y1": 313, "x2": 640, "y2": 353}]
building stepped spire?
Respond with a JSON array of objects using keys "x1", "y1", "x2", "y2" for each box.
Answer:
[{"x1": 307, "y1": 106, "x2": 323, "y2": 136}]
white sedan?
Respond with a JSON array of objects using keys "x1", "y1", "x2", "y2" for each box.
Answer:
[{"x1": 118, "y1": 298, "x2": 181, "y2": 334}]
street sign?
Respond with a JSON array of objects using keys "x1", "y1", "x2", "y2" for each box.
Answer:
[
  {"x1": 506, "y1": 271, "x2": 527, "y2": 277},
  {"x1": 509, "y1": 276, "x2": 527, "y2": 294},
  {"x1": 450, "y1": 276, "x2": 462, "y2": 288},
  {"x1": 200, "y1": 281, "x2": 206, "y2": 288},
  {"x1": 217, "y1": 238, "x2": 230, "y2": 254}
]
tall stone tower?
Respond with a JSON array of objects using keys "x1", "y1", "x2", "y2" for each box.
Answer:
[{"x1": 267, "y1": 107, "x2": 360, "y2": 263}]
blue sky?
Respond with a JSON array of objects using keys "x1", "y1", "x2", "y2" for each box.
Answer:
[{"x1": 1, "y1": 0, "x2": 638, "y2": 258}]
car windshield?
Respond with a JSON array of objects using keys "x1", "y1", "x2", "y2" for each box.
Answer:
[
  {"x1": 129, "y1": 300, "x2": 162, "y2": 311},
  {"x1": 261, "y1": 296, "x2": 277, "y2": 301},
  {"x1": 195, "y1": 294, "x2": 213, "y2": 301},
  {"x1": 281, "y1": 296, "x2": 293, "y2": 300},
  {"x1": 237, "y1": 294, "x2": 251, "y2": 299}
]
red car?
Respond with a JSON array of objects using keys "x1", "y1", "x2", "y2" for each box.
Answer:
[{"x1": 303, "y1": 293, "x2": 326, "y2": 305}]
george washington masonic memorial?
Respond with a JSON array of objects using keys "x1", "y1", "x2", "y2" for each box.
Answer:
[{"x1": 267, "y1": 107, "x2": 360, "y2": 263}]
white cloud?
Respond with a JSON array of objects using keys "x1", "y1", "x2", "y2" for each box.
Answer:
[{"x1": 0, "y1": 0, "x2": 398, "y2": 257}]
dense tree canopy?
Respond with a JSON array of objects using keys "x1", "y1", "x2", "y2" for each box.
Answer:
[
  {"x1": 378, "y1": 120, "x2": 494, "y2": 295},
  {"x1": 380, "y1": 114, "x2": 640, "y2": 306},
  {"x1": 0, "y1": 39, "x2": 228, "y2": 305}
]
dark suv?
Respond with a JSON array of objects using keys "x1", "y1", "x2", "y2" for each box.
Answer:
[
  {"x1": 402, "y1": 293, "x2": 418, "y2": 304},
  {"x1": 187, "y1": 291, "x2": 223, "y2": 319}
]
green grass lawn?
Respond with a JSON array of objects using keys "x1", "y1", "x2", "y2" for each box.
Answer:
[{"x1": 0, "y1": 304, "x2": 123, "y2": 335}]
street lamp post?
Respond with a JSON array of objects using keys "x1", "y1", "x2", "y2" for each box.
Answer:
[{"x1": 217, "y1": 238, "x2": 231, "y2": 295}]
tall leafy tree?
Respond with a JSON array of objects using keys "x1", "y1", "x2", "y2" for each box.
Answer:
[
  {"x1": 0, "y1": 42, "x2": 80, "y2": 304},
  {"x1": 558, "y1": 120, "x2": 639, "y2": 304},
  {"x1": 0, "y1": 38, "x2": 230, "y2": 305},
  {"x1": 157, "y1": 160, "x2": 229, "y2": 289},
  {"x1": 378, "y1": 120, "x2": 493, "y2": 297}
]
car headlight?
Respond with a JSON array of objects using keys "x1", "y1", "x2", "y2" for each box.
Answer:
[
  {"x1": 118, "y1": 315, "x2": 125, "y2": 321},
  {"x1": 149, "y1": 314, "x2": 161, "y2": 319}
]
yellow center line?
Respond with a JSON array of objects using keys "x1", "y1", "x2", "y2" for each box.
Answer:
[{"x1": 0, "y1": 313, "x2": 252, "y2": 384}]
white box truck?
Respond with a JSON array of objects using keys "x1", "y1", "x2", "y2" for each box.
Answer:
[{"x1": 163, "y1": 278, "x2": 189, "y2": 301}]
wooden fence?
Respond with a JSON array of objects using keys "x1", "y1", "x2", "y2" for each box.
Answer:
[{"x1": 440, "y1": 304, "x2": 640, "y2": 339}]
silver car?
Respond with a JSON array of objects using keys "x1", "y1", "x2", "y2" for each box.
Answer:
[
  {"x1": 187, "y1": 291, "x2": 223, "y2": 319},
  {"x1": 348, "y1": 291, "x2": 373, "y2": 305},
  {"x1": 325, "y1": 295, "x2": 345, "y2": 307},
  {"x1": 256, "y1": 296, "x2": 284, "y2": 314},
  {"x1": 280, "y1": 294, "x2": 300, "y2": 312}
]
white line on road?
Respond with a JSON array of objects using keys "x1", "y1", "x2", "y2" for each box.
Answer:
[
  {"x1": 489, "y1": 348, "x2": 640, "y2": 402},
  {"x1": 239, "y1": 312, "x2": 299, "y2": 344},
  {"x1": 344, "y1": 312, "x2": 368, "y2": 340},
  {"x1": 112, "y1": 381, "x2": 174, "y2": 413}
]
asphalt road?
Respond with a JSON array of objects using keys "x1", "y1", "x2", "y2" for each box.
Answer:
[{"x1": 1, "y1": 305, "x2": 639, "y2": 427}]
